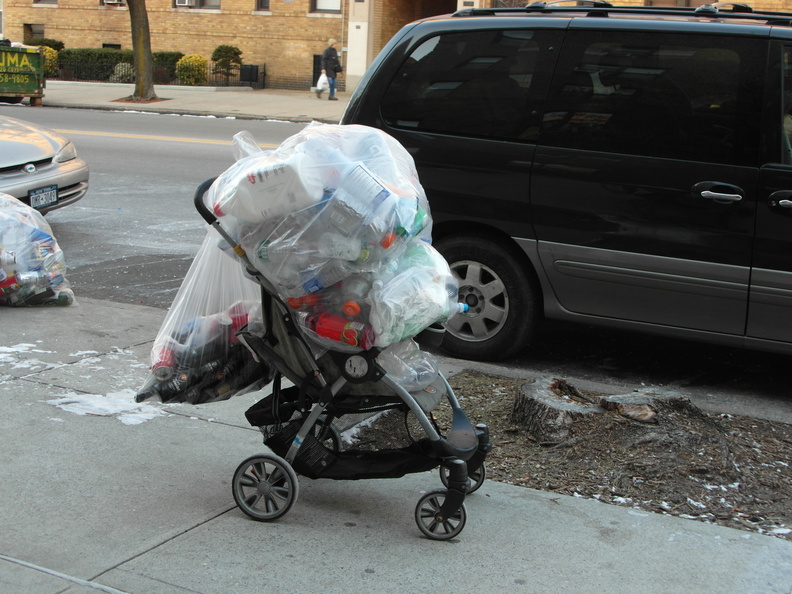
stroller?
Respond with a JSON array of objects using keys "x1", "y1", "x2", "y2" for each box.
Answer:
[{"x1": 191, "y1": 125, "x2": 491, "y2": 540}]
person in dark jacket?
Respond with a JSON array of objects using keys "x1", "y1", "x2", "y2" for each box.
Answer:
[{"x1": 319, "y1": 39, "x2": 341, "y2": 101}]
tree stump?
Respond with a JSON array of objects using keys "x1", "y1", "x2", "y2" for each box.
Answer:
[{"x1": 511, "y1": 377, "x2": 604, "y2": 443}]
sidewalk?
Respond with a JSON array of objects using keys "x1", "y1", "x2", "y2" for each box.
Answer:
[
  {"x1": 2, "y1": 84, "x2": 792, "y2": 593},
  {"x1": 41, "y1": 80, "x2": 349, "y2": 122},
  {"x1": 2, "y1": 300, "x2": 791, "y2": 593}
]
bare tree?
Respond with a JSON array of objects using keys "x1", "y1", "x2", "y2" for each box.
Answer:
[{"x1": 126, "y1": 0, "x2": 158, "y2": 101}]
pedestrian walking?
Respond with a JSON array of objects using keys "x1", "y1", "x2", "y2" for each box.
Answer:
[{"x1": 318, "y1": 38, "x2": 342, "y2": 101}]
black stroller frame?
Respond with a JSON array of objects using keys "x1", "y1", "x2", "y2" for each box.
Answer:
[{"x1": 195, "y1": 179, "x2": 491, "y2": 540}]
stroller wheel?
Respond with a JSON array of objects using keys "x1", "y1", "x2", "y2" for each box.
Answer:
[
  {"x1": 439, "y1": 462, "x2": 487, "y2": 494},
  {"x1": 414, "y1": 489, "x2": 467, "y2": 540},
  {"x1": 232, "y1": 454, "x2": 299, "y2": 522}
]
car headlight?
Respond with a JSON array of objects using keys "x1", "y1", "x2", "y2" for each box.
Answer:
[{"x1": 54, "y1": 141, "x2": 78, "y2": 163}]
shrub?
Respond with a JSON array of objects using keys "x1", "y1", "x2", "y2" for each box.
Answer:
[
  {"x1": 153, "y1": 51, "x2": 184, "y2": 82},
  {"x1": 58, "y1": 48, "x2": 133, "y2": 81},
  {"x1": 211, "y1": 45, "x2": 242, "y2": 73},
  {"x1": 29, "y1": 37, "x2": 64, "y2": 52},
  {"x1": 39, "y1": 46, "x2": 59, "y2": 78},
  {"x1": 175, "y1": 54, "x2": 207, "y2": 86},
  {"x1": 109, "y1": 62, "x2": 135, "y2": 83}
]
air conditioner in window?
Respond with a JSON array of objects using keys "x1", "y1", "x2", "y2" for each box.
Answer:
[
  {"x1": 103, "y1": 0, "x2": 124, "y2": 5},
  {"x1": 175, "y1": 0, "x2": 195, "y2": 6}
]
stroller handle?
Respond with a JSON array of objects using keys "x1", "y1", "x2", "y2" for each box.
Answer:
[{"x1": 194, "y1": 177, "x2": 218, "y2": 225}]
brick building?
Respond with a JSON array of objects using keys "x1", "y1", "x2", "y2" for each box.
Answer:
[{"x1": 2, "y1": 0, "x2": 792, "y2": 91}]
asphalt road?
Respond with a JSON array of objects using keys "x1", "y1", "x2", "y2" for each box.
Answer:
[
  {"x1": 3, "y1": 105, "x2": 791, "y2": 423},
  {"x1": 1, "y1": 105, "x2": 306, "y2": 307}
]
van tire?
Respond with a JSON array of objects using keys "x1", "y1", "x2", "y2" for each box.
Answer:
[{"x1": 435, "y1": 234, "x2": 538, "y2": 361}]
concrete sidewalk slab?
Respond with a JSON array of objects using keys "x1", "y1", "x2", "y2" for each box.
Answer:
[{"x1": 1, "y1": 297, "x2": 791, "y2": 593}]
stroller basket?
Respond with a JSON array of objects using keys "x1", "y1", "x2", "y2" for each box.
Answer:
[{"x1": 192, "y1": 125, "x2": 491, "y2": 540}]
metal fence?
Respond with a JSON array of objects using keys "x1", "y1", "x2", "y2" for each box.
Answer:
[{"x1": 53, "y1": 62, "x2": 266, "y2": 89}]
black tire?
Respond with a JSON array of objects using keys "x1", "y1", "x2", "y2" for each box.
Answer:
[
  {"x1": 434, "y1": 234, "x2": 539, "y2": 361},
  {"x1": 0, "y1": 97, "x2": 24, "y2": 104},
  {"x1": 414, "y1": 489, "x2": 467, "y2": 540},
  {"x1": 231, "y1": 454, "x2": 299, "y2": 521}
]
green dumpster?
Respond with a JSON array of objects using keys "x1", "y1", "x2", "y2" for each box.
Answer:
[{"x1": 0, "y1": 45, "x2": 45, "y2": 106}]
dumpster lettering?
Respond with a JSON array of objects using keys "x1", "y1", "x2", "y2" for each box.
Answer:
[
  {"x1": 0, "y1": 73, "x2": 31, "y2": 84},
  {"x1": 0, "y1": 52, "x2": 35, "y2": 72}
]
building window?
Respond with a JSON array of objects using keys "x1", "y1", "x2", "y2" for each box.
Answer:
[
  {"x1": 32, "y1": 0, "x2": 58, "y2": 5},
  {"x1": 175, "y1": 0, "x2": 219, "y2": 7},
  {"x1": 23, "y1": 24, "x2": 45, "y2": 43},
  {"x1": 312, "y1": 0, "x2": 340, "y2": 12},
  {"x1": 256, "y1": 0, "x2": 269, "y2": 9}
]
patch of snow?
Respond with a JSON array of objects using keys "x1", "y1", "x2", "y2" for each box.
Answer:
[{"x1": 47, "y1": 389, "x2": 168, "y2": 425}]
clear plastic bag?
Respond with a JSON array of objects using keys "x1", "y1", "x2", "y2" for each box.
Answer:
[
  {"x1": 0, "y1": 193, "x2": 75, "y2": 307},
  {"x1": 203, "y1": 123, "x2": 460, "y2": 352},
  {"x1": 136, "y1": 229, "x2": 272, "y2": 404},
  {"x1": 377, "y1": 338, "x2": 440, "y2": 392}
]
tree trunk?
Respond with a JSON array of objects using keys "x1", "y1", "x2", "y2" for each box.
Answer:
[
  {"x1": 127, "y1": 0, "x2": 158, "y2": 101},
  {"x1": 511, "y1": 377, "x2": 604, "y2": 443}
]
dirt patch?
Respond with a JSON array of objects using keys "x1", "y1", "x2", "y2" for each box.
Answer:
[
  {"x1": 112, "y1": 96, "x2": 170, "y2": 104},
  {"x1": 350, "y1": 370, "x2": 792, "y2": 541}
]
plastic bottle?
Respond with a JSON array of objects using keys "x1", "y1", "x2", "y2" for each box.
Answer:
[
  {"x1": 0, "y1": 271, "x2": 62, "y2": 295},
  {"x1": 300, "y1": 139, "x2": 399, "y2": 239},
  {"x1": 0, "y1": 249, "x2": 16, "y2": 266},
  {"x1": 211, "y1": 150, "x2": 325, "y2": 224},
  {"x1": 297, "y1": 259, "x2": 354, "y2": 296},
  {"x1": 317, "y1": 232, "x2": 371, "y2": 263},
  {"x1": 324, "y1": 187, "x2": 396, "y2": 247},
  {"x1": 338, "y1": 274, "x2": 371, "y2": 318},
  {"x1": 307, "y1": 311, "x2": 375, "y2": 350},
  {"x1": 254, "y1": 238, "x2": 308, "y2": 291}
]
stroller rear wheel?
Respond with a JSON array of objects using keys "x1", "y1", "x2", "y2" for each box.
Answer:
[
  {"x1": 232, "y1": 454, "x2": 299, "y2": 521},
  {"x1": 414, "y1": 489, "x2": 467, "y2": 540},
  {"x1": 439, "y1": 462, "x2": 486, "y2": 494}
]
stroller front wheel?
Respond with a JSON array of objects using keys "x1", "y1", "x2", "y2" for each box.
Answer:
[
  {"x1": 232, "y1": 454, "x2": 299, "y2": 522},
  {"x1": 415, "y1": 489, "x2": 467, "y2": 540}
]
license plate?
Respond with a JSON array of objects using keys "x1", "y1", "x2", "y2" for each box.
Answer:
[{"x1": 29, "y1": 185, "x2": 58, "y2": 209}]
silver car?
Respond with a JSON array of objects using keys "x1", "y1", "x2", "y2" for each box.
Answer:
[{"x1": 0, "y1": 115, "x2": 89, "y2": 213}]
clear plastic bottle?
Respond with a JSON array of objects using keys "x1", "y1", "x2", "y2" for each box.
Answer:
[
  {"x1": 316, "y1": 232, "x2": 371, "y2": 263},
  {"x1": 0, "y1": 249, "x2": 16, "y2": 266},
  {"x1": 338, "y1": 274, "x2": 371, "y2": 318}
]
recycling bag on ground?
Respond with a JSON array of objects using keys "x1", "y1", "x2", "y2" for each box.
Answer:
[{"x1": 0, "y1": 193, "x2": 75, "y2": 306}]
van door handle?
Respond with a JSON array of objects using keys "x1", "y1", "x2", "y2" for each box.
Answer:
[
  {"x1": 692, "y1": 182, "x2": 744, "y2": 204},
  {"x1": 769, "y1": 190, "x2": 792, "y2": 208},
  {"x1": 700, "y1": 190, "x2": 742, "y2": 203}
]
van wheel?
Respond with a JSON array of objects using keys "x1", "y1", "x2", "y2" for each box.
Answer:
[{"x1": 435, "y1": 235, "x2": 538, "y2": 361}]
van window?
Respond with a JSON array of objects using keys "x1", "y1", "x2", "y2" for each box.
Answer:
[
  {"x1": 782, "y1": 47, "x2": 792, "y2": 164},
  {"x1": 540, "y1": 31, "x2": 765, "y2": 166},
  {"x1": 380, "y1": 29, "x2": 561, "y2": 142}
]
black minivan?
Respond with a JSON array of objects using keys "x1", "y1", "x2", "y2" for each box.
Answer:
[{"x1": 342, "y1": 3, "x2": 792, "y2": 361}]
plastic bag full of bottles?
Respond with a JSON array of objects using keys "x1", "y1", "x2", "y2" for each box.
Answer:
[
  {"x1": 0, "y1": 193, "x2": 75, "y2": 307},
  {"x1": 204, "y1": 123, "x2": 467, "y2": 353}
]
